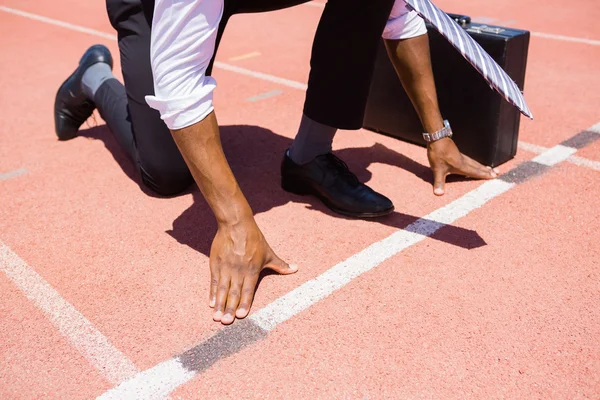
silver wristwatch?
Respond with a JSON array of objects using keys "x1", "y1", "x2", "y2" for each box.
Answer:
[{"x1": 423, "y1": 120, "x2": 453, "y2": 142}]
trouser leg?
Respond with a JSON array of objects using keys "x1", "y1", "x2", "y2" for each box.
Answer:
[{"x1": 106, "y1": 0, "x2": 194, "y2": 196}]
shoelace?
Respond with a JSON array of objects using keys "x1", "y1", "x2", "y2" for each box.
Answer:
[{"x1": 319, "y1": 153, "x2": 360, "y2": 186}]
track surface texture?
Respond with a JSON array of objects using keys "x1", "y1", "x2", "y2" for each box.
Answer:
[{"x1": 1, "y1": 0, "x2": 599, "y2": 399}]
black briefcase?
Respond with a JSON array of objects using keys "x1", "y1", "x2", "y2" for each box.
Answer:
[{"x1": 363, "y1": 14, "x2": 531, "y2": 167}]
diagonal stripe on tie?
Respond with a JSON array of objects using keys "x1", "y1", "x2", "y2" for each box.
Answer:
[{"x1": 404, "y1": 0, "x2": 533, "y2": 119}]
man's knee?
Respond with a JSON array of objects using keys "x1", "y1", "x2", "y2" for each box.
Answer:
[{"x1": 139, "y1": 162, "x2": 194, "y2": 196}]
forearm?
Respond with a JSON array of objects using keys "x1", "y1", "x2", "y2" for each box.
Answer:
[
  {"x1": 170, "y1": 112, "x2": 253, "y2": 226},
  {"x1": 384, "y1": 34, "x2": 444, "y2": 133}
]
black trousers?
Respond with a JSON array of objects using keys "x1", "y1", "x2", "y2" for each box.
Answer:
[{"x1": 100, "y1": 0, "x2": 395, "y2": 196}]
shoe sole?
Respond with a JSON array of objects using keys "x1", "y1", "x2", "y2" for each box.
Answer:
[{"x1": 282, "y1": 179, "x2": 395, "y2": 219}]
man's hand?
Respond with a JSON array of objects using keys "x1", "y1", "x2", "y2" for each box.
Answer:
[
  {"x1": 427, "y1": 137, "x2": 498, "y2": 196},
  {"x1": 169, "y1": 112, "x2": 297, "y2": 325},
  {"x1": 384, "y1": 36, "x2": 500, "y2": 196},
  {"x1": 209, "y1": 218, "x2": 297, "y2": 325}
]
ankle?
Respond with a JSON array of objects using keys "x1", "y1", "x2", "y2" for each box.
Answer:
[
  {"x1": 288, "y1": 114, "x2": 337, "y2": 165},
  {"x1": 81, "y1": 62, "x2": 114, "y2": 100}
]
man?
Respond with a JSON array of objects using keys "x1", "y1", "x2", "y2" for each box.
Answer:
[{"x1": 55, "y1": 0, "x2": 498, "y2": 325}]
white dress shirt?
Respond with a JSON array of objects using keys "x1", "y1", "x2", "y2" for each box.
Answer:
[{"x1": 146, "y1": 1, "x2": 426, "y2": 130}]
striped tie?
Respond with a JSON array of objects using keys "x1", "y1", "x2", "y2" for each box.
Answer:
[{"x1": 404, "y1": 0, "x2": 533, "y2": 119}]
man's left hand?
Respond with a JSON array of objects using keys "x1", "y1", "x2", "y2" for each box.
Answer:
[{"x1": 427, "y1": 137, "x2": 499, "y2": 196}]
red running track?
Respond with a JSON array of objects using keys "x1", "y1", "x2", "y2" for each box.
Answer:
[{"x1": 0, "y1": 0, "x2": 599, "y2": 398}]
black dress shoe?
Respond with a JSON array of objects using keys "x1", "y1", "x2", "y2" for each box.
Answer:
[
  {"x1": 281, "y1": 151, "x2": 394, "y2": 218},
  {"x1": 54, "y1": 44, "x2": 113, "y2": 141}
]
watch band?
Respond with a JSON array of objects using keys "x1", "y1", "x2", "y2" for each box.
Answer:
[{"x1": 423, "y1": 120, "x2": 453, "y2": 142}]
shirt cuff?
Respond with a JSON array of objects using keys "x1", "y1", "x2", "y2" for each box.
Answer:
[{"x1": 145, "y1": 76, "x2": 217, "y2": 130}]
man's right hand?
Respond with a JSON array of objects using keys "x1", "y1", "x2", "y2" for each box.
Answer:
[
  {"x1": 169, "y1": 112, "x2": 297, "y2": 325},
  {"x1": 209, "y1": 217, "x2": 298, "y2": 325}
]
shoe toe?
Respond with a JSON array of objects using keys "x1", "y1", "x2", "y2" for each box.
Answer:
[
  {"x1": 358, "y1": 187, "x2": 394, "y2": 214},
  {"x1": 54, "y1": 113, "x2": 80, "y2": 141},
  {"x1": 371, "y1": 192, "x2": 394, "y2": 213}
]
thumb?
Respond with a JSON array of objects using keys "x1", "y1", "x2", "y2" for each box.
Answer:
[
  {"x1": 264, "y1": 253, "x2": 298, "y2": 275},
  {"x1": 433, "y1": 168, "x2": 447, "y2": 196}
]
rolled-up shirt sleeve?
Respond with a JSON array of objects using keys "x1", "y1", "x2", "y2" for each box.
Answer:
[
  {"x1": 145, "y1": 0, "x2": 224, "y2": 130},
  {"x1": 382, "y1": 0, "x2": 427, "y2": 40}
]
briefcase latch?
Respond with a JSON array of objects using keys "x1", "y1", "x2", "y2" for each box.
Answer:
[{"x1": 467, "y1": 25, "x2": 506, "y2": 34}]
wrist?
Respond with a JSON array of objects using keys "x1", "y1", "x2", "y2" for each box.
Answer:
[
  {"x1": 427, "y1": 136, "x2": 453, "y2": 150},
  {"x1": 217, "y1": 208, "x2": 254, "y2": 229},
  {"x1": 211, "y1": 188, "x2": 255, "y2": 228},
  {"x1": 216, "y1": 203, "x2": 255, "y2": 229},
  {"x1": 422, "y1": 118, "x2": 445, "y2": 134},
  {"x1": 419, "y1": 108, "x2": 444, "y2": 134},
  {"x1": 423, "y1": 119, "x2": 453, "y2": 144}
]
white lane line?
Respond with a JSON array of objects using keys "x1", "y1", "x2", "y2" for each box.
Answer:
[
  {"x1": 3, "y1": 7, "x2": 596, "y2": 151},
  {"x1": 99, "y1": 178, "x2": 514, "y2": 399},
  {"x1": 471, "y1": 17, "x2": 498, "y2": 24},
  {"x1": 97, "y1": 122, "x2": 600, "y2": 397},
  {"x1": 305, "y1": 2, "x2": 600, "y2": 46},
  {"x1": 518, "y1": 141, "x2": 548, "y2": 154},
  {"x1": 246, "y1": 89, "x2": 284, "y2": 102},
  {"x1": 229, "y1": 51, "x2": 261, "y2": 61},
  {"x1": 0, "y1": 6, "x2": 117, "y2": 40},
  {"x1": 1, "y1": 0, "x2": 597, "y2": 90},
  {"x1": 4, "y1": 6, "x2": 599, "y2": 150},
  {"x1": 531, "y1": 32, "x2": 600, "y2": 46},
  {"x1": 214, "y1": 62, "x2": 307, "y2": 90},
  {"x1": 0, "y1": 6, "x2": 307, "y2": 91},
  {"x1": 97, "y1": 122, "x2": 599, "y2": 397},
  {"x1": 519, "y1": 141, "x2": 600, "y2": 171},
  {"x1": 99, "y1": 359, "x2": 195, "y2": 400},
  {"x1": 2, "y1": 4, "x2": 597, "y2": 105},
  {"x1": 0, "y1": 241, "x2": 139, "y2": 385},
  {"x1": 532, "y1": 145, "x2": 578, "y2": 166},
  {"x1": 3, "y1": 4, "x2": 598, "y2": 392},
  {"x1": 251, "y1": 178, "x2": 513, "y2": 331},
  {"x1": 0, "y1": 168, "x2": 27, "y2": 181},
  {"x1": 589, "y1": 122, "x2": 600, "y2": 134},
  {"x1": 497, "y1": 20, "x2": 518, "y2": 27},
  {"x1": 568, "y1": 155, "x2": 600, "y2": 172}
]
